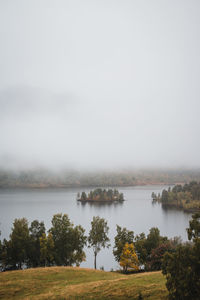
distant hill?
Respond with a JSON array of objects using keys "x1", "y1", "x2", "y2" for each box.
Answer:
[
  {"x1": 0, "y1": 266, "x2": 168, "y2": 299},
  {"x1": 0, "y1": 168, "x2": 200, "y2": 188}
]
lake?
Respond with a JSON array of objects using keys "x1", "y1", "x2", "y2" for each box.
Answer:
[{"x1": 0, "y1": 185, "x2": 192, "y2": 271}]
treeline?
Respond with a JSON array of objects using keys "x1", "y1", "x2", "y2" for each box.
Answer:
[
  {"x1": 0, "y1": 214, "x2": 86, "y2": 270},
  {"x1": 113, "y1": 226, "x2": 180, "y2": 272},
  {"x1": 77, "y1": 188, "x2": 124, "y2": 202},
  {"x1": 0, "y1": 169, "x2": 137, "y2": 188},
  {"x1": 0, "y1": 213, "x2": 187, "y2": 273},
  {"x1": 152, "y1": 181, "x2": 200, "y2": 212},
  {"x1": 0, "y1": 214, "x2": 177, "y2": 272},
  {"x1": 1, "y1": 168, "x2": 200, "y2": 188}
]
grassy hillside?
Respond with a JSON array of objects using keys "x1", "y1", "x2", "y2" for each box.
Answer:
[{"x1": 0, "y1": 267, "x2": 168, "y2": 300}]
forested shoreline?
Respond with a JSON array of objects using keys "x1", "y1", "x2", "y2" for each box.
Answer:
[
  {"x1": 152, "y1": 181, "x2": 200, "y2": 212},
  {"x1": 1, "y1": 169, "x2": 200, "y2": 188}
]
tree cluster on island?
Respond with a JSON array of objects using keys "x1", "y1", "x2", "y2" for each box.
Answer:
[
  {"x1": 152, "y1": 181, "x2": 200, "y2": 212},
  {"x1": 77, "y1": 188, "x2": 124, "y2": 202}
]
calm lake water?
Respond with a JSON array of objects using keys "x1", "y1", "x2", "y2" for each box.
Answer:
[{"x1": 0, "y1": 185, "x2": 192, "y2": 271}]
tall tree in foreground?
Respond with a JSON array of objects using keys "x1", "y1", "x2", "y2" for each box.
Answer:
[
  {"x1": 162, "y1": 213, "x2": 200, "y2": 300},
  {"x1": 28, "y1": 220, "x2": 45, "y2": 267},
  {"x1": 113, "y1": 225, "x2": 134, "y2": 263},
  {"x1": 40, "y1": 232, "x2": 54, "y2": 266},
  {"x1": 148, "y1": 242, "x2": 175, "y2": 271},
  {"x1": 0, "y1": 243, "x2": 1, "y2": 265},
  {"x1": 49, "y1": 213, "x2": 86, "y2": 266},
  {"x1": 88, "y1": 216, "x2": 110, "y2": 269},
  {"x1": 187, "y1": 212, "x2": 200, "y2": 240},
  {"x1": 10, "y1": 218, "x2": 30, "y2": 269}
]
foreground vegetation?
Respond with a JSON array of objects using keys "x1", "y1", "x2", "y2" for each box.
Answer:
[
  {"x1": 152, "y1": 181, "x2": 200, "y2": 212},
  {"x1": 0, "y1": 267, "x2": 168, "y2": 300},
  {"x1": 162, "y1": 213, "x2": 200, "y2": 299},
  {"x1": 1, "y1": 211, "x2": 199, "y2": 299},
  {"x1": 0, "y1": 213, "x2": 179, "y2": 272}
]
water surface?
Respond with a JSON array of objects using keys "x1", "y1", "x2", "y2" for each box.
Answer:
[{"x1": 0, "y1": 185, "x2": 192, "y2": 270}]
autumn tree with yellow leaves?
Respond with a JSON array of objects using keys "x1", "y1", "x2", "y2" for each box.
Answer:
[{"x1": 119, "y1": 243, "x2": 139, "y2": 273}]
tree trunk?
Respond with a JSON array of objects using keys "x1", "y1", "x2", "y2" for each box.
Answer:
[{"x1": 94, "y1": 252, "x2": 97, "y2": 269}]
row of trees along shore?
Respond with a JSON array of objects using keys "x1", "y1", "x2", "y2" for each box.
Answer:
[
  {"x1": 77, "y1": 188, "x2": 124, "y2": 202},
  {"x1": 0, "y1": 214, "x2": 183, "y2": 272},
  {"x1": 152, "y1": 181, "x2": 200, "y2": 212},
  {"x1": 0, "y1": 213, "x2": 200, "y2": 299}
]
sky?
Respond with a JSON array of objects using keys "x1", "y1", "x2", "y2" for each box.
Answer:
[{"x1": 0, "y1": 0, "x2": 200, "y2": 170}]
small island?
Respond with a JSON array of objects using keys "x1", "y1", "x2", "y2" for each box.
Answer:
[{"x1": 77, "y1": 188, "x2": 125, "y2": 203}]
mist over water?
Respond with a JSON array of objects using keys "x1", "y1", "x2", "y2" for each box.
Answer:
[{"x1": 0, "y1": 0, "x2": 200, "y2": 171}]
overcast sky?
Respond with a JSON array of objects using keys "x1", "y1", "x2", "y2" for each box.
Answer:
[{"x1": 0, "y1": 0, "x2": 200, "y2": 170}]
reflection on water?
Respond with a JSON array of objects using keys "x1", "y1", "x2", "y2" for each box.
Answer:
[
  {"x1": 77, "y1": 200, "x2": 124, "y2": 208},
  {"x1": 0, "y1": 185, "x2": 193, "y2": 270},
  {"x1": 161, "y1": 204, "x2": 191, "y2": 214}
]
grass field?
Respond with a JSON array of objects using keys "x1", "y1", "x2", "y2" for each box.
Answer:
[{"x1": 0, "y1": 267, "x2": 168, "y2": 300}]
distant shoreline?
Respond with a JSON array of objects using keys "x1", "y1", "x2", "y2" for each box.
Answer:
[
  {"x1": 161, "y1": 203, "x2": 200, "y2": 213},
  {"x1": 0, "y1": 182, "x2": 175, "y2": 189}
]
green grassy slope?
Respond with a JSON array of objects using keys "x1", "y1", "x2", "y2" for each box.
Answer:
[{"x1": 0, "y1": 267, "x2": 168, "y2": 300}]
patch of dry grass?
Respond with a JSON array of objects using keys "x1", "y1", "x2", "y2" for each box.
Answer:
[{"x1": 0, "y1": 267, "x2": 168, "y2": 300}]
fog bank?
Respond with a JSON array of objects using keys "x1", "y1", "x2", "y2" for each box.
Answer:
[{"x1": 0, "y1": 1, "x2": 200, "y2": 170}]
